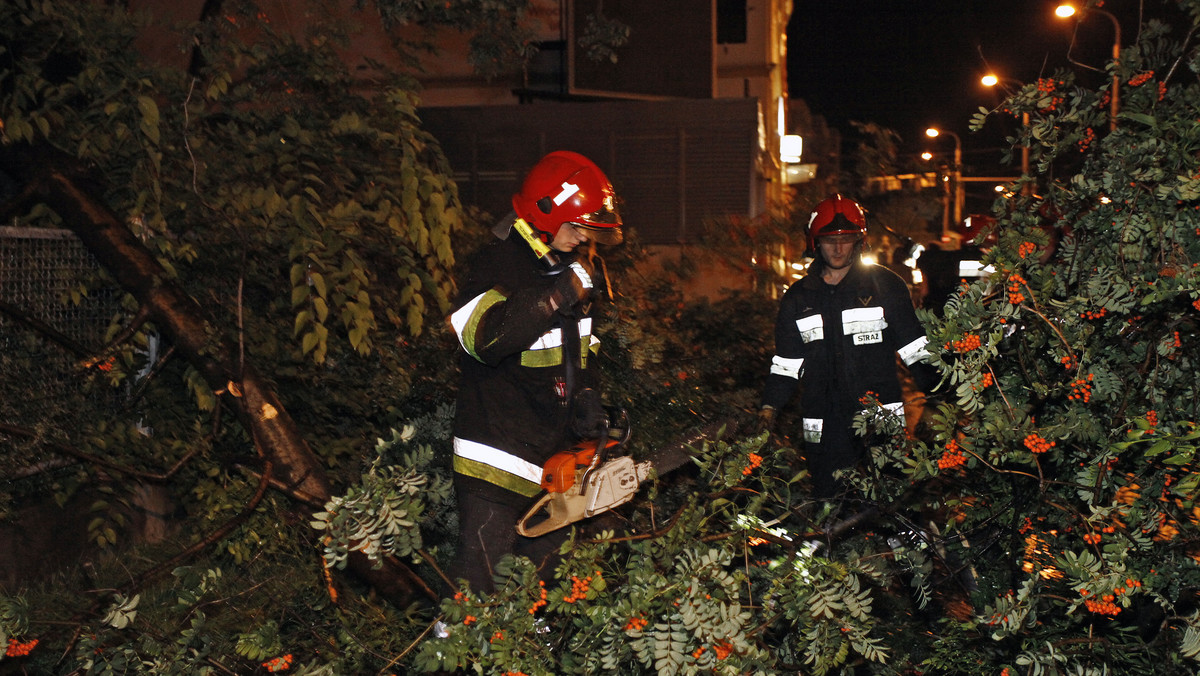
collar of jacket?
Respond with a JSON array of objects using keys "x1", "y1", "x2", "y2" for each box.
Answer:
[{"x1": 801, "y1": 258, "x2": 868, "y2": 290}]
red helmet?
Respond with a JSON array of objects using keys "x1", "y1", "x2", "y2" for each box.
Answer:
[
  {"x1": 807, "y1": 194, "x2": 867, "y2": 251},
  {"x1": 512, "y1": 151, "x2": 623, "y2": 244}
]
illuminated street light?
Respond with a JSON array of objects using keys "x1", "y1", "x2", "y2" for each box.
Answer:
[
  {"x1": 1055, "y1": 3, "x2": 1121, "y2": 130},
  {"x1": 981, "y1": 73, "x2": 1032, "y2": 188},
  {"x1": 921, "y1": 151, "x2": 933, "y2": 161},
  {"x1": 926, "y1": 127, "x2": 963, "y2": 240}
]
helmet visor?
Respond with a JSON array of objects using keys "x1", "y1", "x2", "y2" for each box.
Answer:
[
  {"x1": 571, "y1": 202, "x2": 624, "y2": 244},
  {"x1": 572, "y1": 220, "x2": 624, "y2": 245}
]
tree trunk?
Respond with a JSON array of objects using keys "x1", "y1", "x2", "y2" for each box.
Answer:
[{"x1": 0, "y1": 143, "x2": 432, "y2": 605}]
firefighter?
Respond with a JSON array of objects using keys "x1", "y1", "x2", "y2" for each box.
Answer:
[
  {"x1": 447, "y1": 151, "x2": 623, "y2": 593},
  {"x1": 758, "y1": 195, "x2": 937, "y2": 499}
]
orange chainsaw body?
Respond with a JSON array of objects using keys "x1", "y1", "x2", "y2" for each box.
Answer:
[{"x1": 540, "y1": 438, "x2": 622, "y2": 493}]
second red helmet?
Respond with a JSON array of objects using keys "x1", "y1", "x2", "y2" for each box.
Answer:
[
  {"x1": 807, "y1": 194, "x2": 867, "y2": 251},
  {"x1": 512, "y1": 151, "x2": 623, "y2": 245}
]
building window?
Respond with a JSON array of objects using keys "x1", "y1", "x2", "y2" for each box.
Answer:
[{"x1": 717, "y1": 0, "x2": 747, "y2": 44}]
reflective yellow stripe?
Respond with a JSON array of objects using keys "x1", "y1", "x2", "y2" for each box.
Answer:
[
  {"x1": 519, "y1": 324, "x2": 592, "y2": 368},
  {"x1": 450, "y1": 290, "x2": 507, "y2": 361},
  {"x1": 453, "y1": 456, "x2": 542, "y2": 497},
  {"x1": 452, "y1": 437, "x2": 543, "y2": 497},
  {"x1": 521, "y1": 346, "x2": 564, "y2": 367}
]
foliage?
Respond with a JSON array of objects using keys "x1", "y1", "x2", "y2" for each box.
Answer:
[
  {"x1": 311, "y1": 425, "x2": 456, "y2": 570},
  {"x1": 5, "y1": 0, "x2": 1200, "y2": 674}
]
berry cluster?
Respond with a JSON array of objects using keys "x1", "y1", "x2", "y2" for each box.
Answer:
[
  {"x1": 713, "y1": 641, "x2": 734, "y2": 660},
  {"x1": 624, "y1": 615, "x2": 648, "y2": 632},
  {"x1": 1078, "y1": 127, "x2": 1096, "y2": 152},
  {"x1": 262, "y1": 654, "x2": 293, "y2": 673},
  {"x1": 742, "y1": 452, "x2": 763, "y2": 476},
  {"x1": 1023, "y1": 433, "x2": 1055, "y2": 454},
  {"x1": 1080, "y1": 307, "x2": 1107, "y2": 320},
  {"x1": 563, "y1": 571, "x2": 601, "y2": 603},
  {"x1": 1128, "y1": 71, "x2": 1154, "y2": 87},
  {"x1": 1035, "y1": 78, "x2": 1065, "y2": 112},
  {"x1": 1084, "y1": 597, "x2": 1122, "y2": 616},
  {"x1": 950, "y1": 333, "x2": 982, "y2": 352},
  {"x1": 1068, "y1": 374, "x2": 1094, "y2": 402},
  {"x1": 1146, "y1": 410, "x2": 1158, "y2": 429},
  {"x1": 1018, "y1": 241, "x2": 1038, "y2": 258},
  {"x1": 981, "y1": 372, "x2": 994, "y2": 388},
  {"x1": 5, "y1": 638, "x2": 37, "y2": 658},
  {"x1": 1007, "y1": 274, "x2": 1027, "y2": 304},
  {"x1": 528, "y1": 580, "x2": 547, "y2": 614},
  {"x1": 938, "y1": 439, "x2": 967, "y2": 469}
]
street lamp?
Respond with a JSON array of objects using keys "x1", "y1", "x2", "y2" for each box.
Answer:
[
  {"x1": 981, "y1": 73, "x2": 1032, "y2": 190},
  {"x1": 926, "y1": 127, "x2": 963, "y2": 240},
  {"x1": 1055, "y1": 3, "x2": 1121, "y2": 130}
]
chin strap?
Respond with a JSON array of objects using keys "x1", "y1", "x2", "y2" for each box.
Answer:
[{"x1": 513, "y1": 217, "x2": 561, "y2": 269}]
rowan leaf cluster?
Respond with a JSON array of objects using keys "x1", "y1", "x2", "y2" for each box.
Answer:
[{"x1": 5, "y1": 0, "x2": 1200, "y2": 674}]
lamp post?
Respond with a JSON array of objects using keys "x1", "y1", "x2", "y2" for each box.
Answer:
[
  {"x1": 926, "y1": 127, "x2": 963, "y2": 240},
  {"x1": 1056, "y1": 3, "x2": 1121, "y2": 130},
  {"x1": 981, "y1": 73, "x2": 1032, "y2": 193}
]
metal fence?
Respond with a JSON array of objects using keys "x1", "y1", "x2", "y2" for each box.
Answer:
[{"x1": 0, "y1": 226, "x2": 123, "y2": 460}]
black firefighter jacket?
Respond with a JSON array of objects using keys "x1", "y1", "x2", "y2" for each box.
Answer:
[
  {"x1": 762, "y1": 260, "x2": 935, "y2": 454},
  {"x1": 448, "y1": 233, "x2": 601, "y2": 501}
]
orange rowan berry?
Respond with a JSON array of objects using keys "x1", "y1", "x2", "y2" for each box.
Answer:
[
  {"x1": 5, "y1": 638, "x2": 38, "y2": 658},
  {"x1": 714, "y1": 641, "x2": 734, "y2": 660},
  {"x1": 1023, "y1": 432, "x2": 1055, "y2": 454}
]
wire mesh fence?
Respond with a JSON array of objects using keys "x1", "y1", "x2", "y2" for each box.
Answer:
[{"x1": 0, "y1": 225, "x2": 124, "y2": 489}]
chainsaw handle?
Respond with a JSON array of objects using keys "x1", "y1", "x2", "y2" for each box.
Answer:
[{"x1": 516, "y1": 491, "x2": 589, "y2": 538}]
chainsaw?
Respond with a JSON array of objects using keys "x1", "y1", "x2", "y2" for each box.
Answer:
[{"x1": 515, "y1": 411, "x2": 717, "y2": 537}]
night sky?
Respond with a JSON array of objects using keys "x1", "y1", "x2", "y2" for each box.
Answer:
[{"x1": 786, "y1": 0, "x2": 1172, "y2": 162}]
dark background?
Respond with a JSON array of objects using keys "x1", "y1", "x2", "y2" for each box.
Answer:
[{"x1": 786, "y1": 0, "x2": 1178, "y2": 163}]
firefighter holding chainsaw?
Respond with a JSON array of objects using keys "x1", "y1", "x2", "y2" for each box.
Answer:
[
  {"x1": 447, "y1": 151, "x2": 624, "y2": 593},
  {"x1": 759, "y1": 195, "x2": 938, "y2": 499}
]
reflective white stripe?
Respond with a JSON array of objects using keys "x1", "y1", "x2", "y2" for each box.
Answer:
[
  {"x1": 526, "y1": 317, "x2": 591, "y2": 351},
  {"x1": 842, "y1": 307, "x2": 887, "y2": 335},
  {"x1": 528, "y1": 327, "x2": 564, "y2": 350},
  {"x1": 453, "y1": 437, "x2": 543, "y2": 485},
  {"x1": 796, "y1": 314, "x2": 824, "y2": 342},
  {"x1": 866, "y1": 401, "x2": 906, "y2": 417},
  {"x1": 770, "y1": 355, "x2": 804, "y2": 379},
  {"x1": 554, "y1": 181, "x2": 580, "y2": 206},
  {"x1": 449, "y1": 292, "x2": 489, "y2": 350},
  {"x1": 898, "y1": 335, "x2": 932, "y2": 366},
  {"x1": 802, "y1": 418, "x2": 823, "y2": 443},
  {"x1": 957, "y1": 260, "x2": 995, "y2": 278}
]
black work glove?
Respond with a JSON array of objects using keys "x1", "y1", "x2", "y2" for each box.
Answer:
[
  {"x1": 549, "y1": 261, "x2": 592, "y2": 314},
  {"x1": 570, "y1": 388, "x2": 608, "y2": 440}
]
